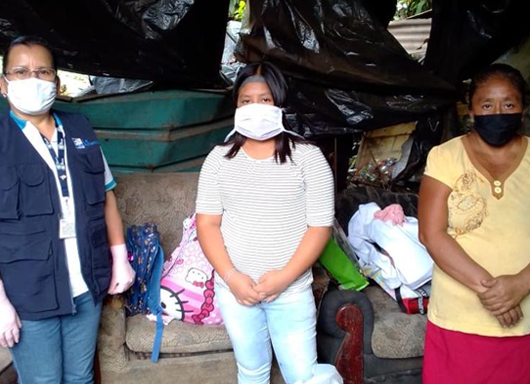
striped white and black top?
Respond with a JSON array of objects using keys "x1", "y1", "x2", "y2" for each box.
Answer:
[{"x1": 196, "y1": 143, "x2": 335, "y2": 294}]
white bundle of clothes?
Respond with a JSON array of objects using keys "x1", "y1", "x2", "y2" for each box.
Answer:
[{"x1": 347, "y1": 203, "x2": 433, "y2": 312}]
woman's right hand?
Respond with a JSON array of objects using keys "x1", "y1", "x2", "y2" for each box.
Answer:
[
  {"x1": 0, "y1": 296, "x2": 21, "y2": 348},
  {"x1": 227, "y1": 272, "x2": 264, "y2": 306}
]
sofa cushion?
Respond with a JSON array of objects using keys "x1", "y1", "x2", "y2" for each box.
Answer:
[
  {"x1": 114, "y1": 173, "x2": 199, "y2": 256},
  {"x1": 126, "y1": 315, "x2": 232, "y2": 354},
  {"x1": 367, "y1": 286, "x2": 427, "y2": 359},
  {"x1": 125, "y1": 266, "x2": 329, "y2": 356},
  {"x1": 0, "y1": 347, "x2": 12, "y2": 375}
]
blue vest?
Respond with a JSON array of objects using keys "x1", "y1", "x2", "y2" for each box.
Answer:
[{"x1": 0, "y1": 110, "x2": 110, "y2": 320}]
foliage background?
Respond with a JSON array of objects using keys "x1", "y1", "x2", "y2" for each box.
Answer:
[
  {"x1": 395, "y1": 0, "x2": 433, "y2": 19},
  {"x1": 229, "y1": 0, "x2": 246, "y2": 21}
]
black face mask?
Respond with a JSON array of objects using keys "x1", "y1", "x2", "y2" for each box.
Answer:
[{"x1": 473, "y1": 113, "x2": 522, "y2": 147}]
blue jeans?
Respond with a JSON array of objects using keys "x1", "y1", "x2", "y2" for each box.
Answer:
[
  {"x1": 217, "y1": 285, "x2": 318, "y2": 384},
  {"x1": 10, "y1": 292, "x2": 102, "y2": 384}
]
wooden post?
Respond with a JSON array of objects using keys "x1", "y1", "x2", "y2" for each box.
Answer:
[{"x1": 336, "y1": 304, "x2": 364, "y2": 384}]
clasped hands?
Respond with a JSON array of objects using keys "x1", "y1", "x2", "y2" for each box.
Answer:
[
  {"x1": 227, "y1": 270, "x2": 291, "y2": 306},
  {"x1": 478, "y1": 274, "x2": 530, "y2": 328}
]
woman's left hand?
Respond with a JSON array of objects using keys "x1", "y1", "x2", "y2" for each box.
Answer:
[
  {"x1": 495, "y1": 305, "x2": 523, "y2": 328},
  {"x1": 255, "y1": 270, "x2": 291, "y2": 303},
  {"x1": 479, "y1": 274, "x2": 530, "y2": 315}
]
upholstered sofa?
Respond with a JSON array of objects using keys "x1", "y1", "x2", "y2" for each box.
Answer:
[
  {"x1": 97, "y1": 173, "x2": 330, "y2": 384},
  {"x1": 97, "y1": 174, "x2": 427, "y2": 384},
  {"x1": 316, "y1": 186, "x2": 427, "y2": 384}
]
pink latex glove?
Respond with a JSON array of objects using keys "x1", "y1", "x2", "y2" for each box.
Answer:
[
  {"x1": 0, "y1": 281, "x2": 21, "y2": 348},
  {"x1": 373, "y1": 204, "x2": 407, "y2": 226},
  {"x1": 108, "y1": 244, "x2": 136, "y2": 295}
]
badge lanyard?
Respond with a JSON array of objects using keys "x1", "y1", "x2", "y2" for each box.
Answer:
[
  {"x1": 41, "y1": 128, "x2": 69, "y2": 197},
  {"x1": 41, "y1": 127, "x2": 76, "y2": 239}
]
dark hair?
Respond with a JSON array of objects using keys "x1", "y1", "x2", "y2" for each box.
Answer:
[
  {"x1": 232, "y1": 62, "x2": 289, "y2": 107},
  {"x1": 2, "y1": 36, "x2": 57, "y2": 74},
  {"x1": 224, "y1": 61, "x2": 307, "y2": 164},
  {"x1": 469, "y1": 63, "x2": 529, "y2": 109}
]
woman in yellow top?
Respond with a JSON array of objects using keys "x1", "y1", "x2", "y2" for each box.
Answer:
[{"x1": 419, "y1": 63, "x2": 530, "y2": 384}]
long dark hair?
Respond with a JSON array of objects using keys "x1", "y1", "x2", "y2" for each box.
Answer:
[
  {"x1": 469, "y1": 63, "x2": 529, "y2": 109},
  {"x1": 223, "y1": 61, "x2": 307, "y2": 164},
  {"x1": 2, "y1": 36, "x2": 58, "y2": 74}
]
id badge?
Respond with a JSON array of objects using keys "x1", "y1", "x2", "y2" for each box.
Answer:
[{"x1": 59, "y1": 217, "x2": 76, "y2": 239}]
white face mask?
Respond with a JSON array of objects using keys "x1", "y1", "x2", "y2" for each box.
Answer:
[
  {"x1": 225, "y1": 103, "x2": 303, "y2": 142},
  {"x1": 4, "y1": 77, "x2": 57, "y2": 115}
]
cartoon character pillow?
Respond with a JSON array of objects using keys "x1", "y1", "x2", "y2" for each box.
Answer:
[{"x1": 160, "y1": 215, "x2": 223, "y2": 325}]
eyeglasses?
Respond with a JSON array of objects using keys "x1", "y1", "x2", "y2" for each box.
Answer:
[{"x1": 4, "y1": 66, "x2": 57, "y2": 82}]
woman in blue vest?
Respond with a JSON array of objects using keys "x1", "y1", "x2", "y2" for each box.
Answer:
[{"x1": 0, "y1": 36, "x2": 135, "y2": 383}]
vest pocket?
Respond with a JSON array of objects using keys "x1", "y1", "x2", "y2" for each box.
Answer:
[
  {"x1": 0, "y1": 165, "x2": 20, "y2": 220},
  {"x1": 89, "y1": 219, "x2": 111, "y2": 295},
  {"x1": 0, "y1": 224, "x2": 58, "y2": 313},
  {"x1": 18, "y1": 164, "x2": 54, "y2": 216},
  {"x1": 78, "y1": 151, "x2": 106, "y2": 206}
]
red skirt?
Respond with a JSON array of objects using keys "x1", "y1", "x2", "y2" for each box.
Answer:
[{"x1": 423, "y1": 321, "x2": 530, "y2": 384}]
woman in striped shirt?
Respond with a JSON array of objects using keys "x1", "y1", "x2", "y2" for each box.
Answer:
[{"x1": 196, "y1": 62, "x2": 341, "y2": 384}]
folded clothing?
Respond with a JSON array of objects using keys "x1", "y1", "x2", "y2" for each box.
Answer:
[{"x1": 347, "y1": 202, "x2": 433, "y2": 313}]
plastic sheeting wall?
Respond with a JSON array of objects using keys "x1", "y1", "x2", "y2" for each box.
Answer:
[
  {"x1": 236, "y1": 0, "x2": 456, "y2": 138},
  {"x1": 1, "y1": 0, "x2": 528, "y2": 149},
  {"x1": 0, "y1": 0, "x2": 230, "y2": 88}
]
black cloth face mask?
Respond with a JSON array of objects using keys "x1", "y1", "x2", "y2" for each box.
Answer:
[{"x1": 473, "y1": 113, "x2": 522, "y2": 147}]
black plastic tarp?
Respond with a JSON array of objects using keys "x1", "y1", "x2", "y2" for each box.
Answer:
[
  {"x1": 232, "y1": 0, "x2": 530, "y2": 186},
  {"x1": 0, "y1": 0, "x2": 229, "y2": 88},
  {"x1": 426, "y1": 0, "x2": 530, "y2": 85},
  {"x1": 1, "y1": 0, "x2": 528, "y2": 141},
  {"x1": 237, "y1": 0, "x2": 530, "y2": 142},
  {"x1": 237, "y1": 0, "x2": 457, "y2": 138}
]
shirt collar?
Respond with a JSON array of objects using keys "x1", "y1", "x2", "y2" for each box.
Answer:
[
  {"x1": 9, "y1": 110, "x2": 62, "y2": 130},
  {"x1": 9, "y1": 111, "x2": 26, "y2": 130}
]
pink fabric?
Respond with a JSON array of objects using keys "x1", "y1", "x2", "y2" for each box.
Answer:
[
  {"x1": 160, "y1": 214, "x2": 223, "y2": 325},
  {"x1": 423, "y1": 321, "x2": 530, "y2": 384},
  {"x1": 373, "y1": 204, "x2": 407, "y2": 226}
]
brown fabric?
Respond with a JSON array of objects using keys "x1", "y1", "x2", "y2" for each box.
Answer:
[
  {"x1": 132, "y1": 349, "x2": 233, "y2": 361},
  {"x1": 100, "y1": 352, "x2": 287, "y2": 384},
  {"x1": 0, "y1": 347, "x2": 12, "y2": 373},
  {"x1": 114, "y1": 173, "x2": 199, "y2": 256},
  {"x1": 367, "y1": 286, "x2": 427, "y2": 359},
  {"x1": 101, "y1": 352, "x2": 240, "y2": 384},
  {"x1": 97, "y1": 297, "x2": 129, "y2": 372},
  {"x1": 125, "y1": 315, "x2": 232, "y2": 354},
  {"x1": 311, "y1": 264, "x2": 330, "y2": 316}
]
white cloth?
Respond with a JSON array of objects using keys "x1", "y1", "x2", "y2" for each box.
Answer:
[
  {"x1": 16, "y1": 114, "x2": 115, "y2": 297},
  {"x1": 348, "y1": 202, "x2": 433, "y2": 291}
]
